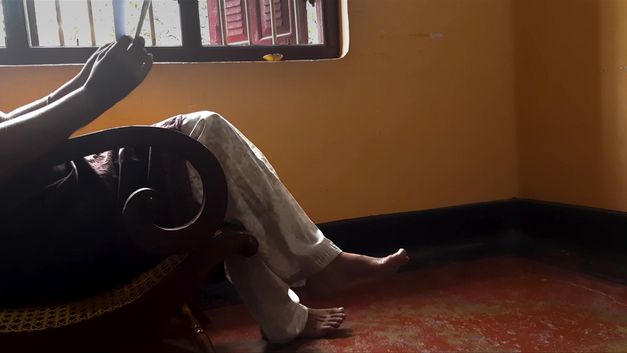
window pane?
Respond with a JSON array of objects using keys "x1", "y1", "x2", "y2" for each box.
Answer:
[
  {"x1": 25, "y1": 0, "x2": 180, "y2": 48},
  {"x1": 59, "y1": 0, "x2": 93, "y2": 46},
  {"x1": 91, "y1": 1, "x2": 116, "y2": 45},
  {"x1": 28, "y1": 0, "x2": 114, "y2": 47},
  {"x1": 124, "y1": 0, "x2": 181, "y2": 47},
  {"x1": 147, "y1": 0, "x2": 182, "y2": 46},
  {"x1": 306, "y1": 0, "x2": 322, "y2": 44},
  {"x1": 30, "y1": 0, "x2": 60, "y2": 46},
  {"x1": 0, "y1": 0, "x2": 6, "y2": 47},
  {"x1": 199, "y1": 0, "x2": 211, "y2": 46}
]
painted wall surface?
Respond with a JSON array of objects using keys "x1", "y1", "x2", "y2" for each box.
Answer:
[
  {"x1": 515, "y1": 0, "x2": 627, "y2": 211},
  {"x1": 0, "y1": 0, "x2": 517, "y2": 223}
]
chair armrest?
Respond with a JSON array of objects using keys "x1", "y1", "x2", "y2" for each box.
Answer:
[{"x1": 38, "y1": 126, "x2": 227, "y2": 255}]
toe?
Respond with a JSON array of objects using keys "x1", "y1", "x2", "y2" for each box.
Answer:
[
  {"x1": 328, "y1": 316, "x2": 345, "y2": 325},
  {"x1": 323, "y1": 320, "x2": 342, "y2": 329},
  {"x1": 394, "y1": 248, "x2": 410, "y2": 264}
]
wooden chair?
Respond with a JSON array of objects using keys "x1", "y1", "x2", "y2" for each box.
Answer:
[{"x1": 0, "y1": 126, "x2": 258, "y2": 352}]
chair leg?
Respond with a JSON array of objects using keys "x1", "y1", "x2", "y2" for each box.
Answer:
[{"x1": 182, "y1": 302, "x2": 216, "y2": 353}]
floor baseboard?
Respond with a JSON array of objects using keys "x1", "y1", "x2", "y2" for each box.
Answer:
[{"x1": 320, "y1": 198, "x2": 627, "y2": 253}]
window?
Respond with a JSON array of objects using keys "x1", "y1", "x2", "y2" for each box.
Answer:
[{"x1": 0, "y1": 0, "x2": 340, "y2": 65}]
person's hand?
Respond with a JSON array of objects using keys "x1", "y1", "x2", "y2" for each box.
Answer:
[
  {"x1": 47, "y1": 42, "x2": 115, "y2": 104},
  {"x1": 72, "y1": 42, "x2": 115, "y2": 88},
  {"x1": 83, "y1": 35, "x2": 153, "y2": 111}
]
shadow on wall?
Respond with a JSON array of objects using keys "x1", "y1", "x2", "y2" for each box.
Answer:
[{"x1": 514, "y1": 0, "x2": 627, "y2": 212}]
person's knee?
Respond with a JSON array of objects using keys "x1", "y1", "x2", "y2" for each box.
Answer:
[
  {"x1": 193, "y1": 111, "x2": 230, "y2": 129},
  {"x1": 181, "y1": 111, "x2": 235, "y2": 139}
]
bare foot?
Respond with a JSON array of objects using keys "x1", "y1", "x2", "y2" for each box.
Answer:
[
  {"x1": 301, "y1": 307, "x2": 346, "y2": 338},
  {"x1": 305, "y1": 248, "x2": 410, "y2": 297}
]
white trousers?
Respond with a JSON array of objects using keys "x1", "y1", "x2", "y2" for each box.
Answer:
[{"x1": 178, "y1": 111, "x2": 342, "y2": 343}]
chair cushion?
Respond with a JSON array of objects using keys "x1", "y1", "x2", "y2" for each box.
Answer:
[{"x1": 0, "y1": 255, "x2": 185, "y2": 333}]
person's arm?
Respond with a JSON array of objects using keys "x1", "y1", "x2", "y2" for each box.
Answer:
[
  {"x1": 1, "y1": 97, "x2": 48, "y2": 122},
  {"x1": 1, "y1": 43, "x2": 113, "y2": 122},
  {"x1": 0, "y1": 36, "x2": 153, "y2": 185}
]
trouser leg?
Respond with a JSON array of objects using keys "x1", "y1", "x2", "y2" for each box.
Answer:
[
  {"x1": 179, "y1": 111, "x2": 341, "y2": 282},
  {"x1": 223, "y1": 255, "x2": 307, "y2": 343},
  {"x1": 177, "y1": 111, "x2": 342, "y2": 342}
]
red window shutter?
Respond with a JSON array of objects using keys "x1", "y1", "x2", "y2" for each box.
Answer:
[
  {"x1": 207, "y1": 0, "x2": 249, "y2": 45},
  {"x1": 224, "y1": 0, "x2": 249, "y2": 43},
  {"x1": 206, "y1": 0, "x2": 307, "y2": 46},
  {"x1": 207, "y1": 0, "x2": 222, "y2": 45},
  {"x1": 250, "y1": 0, "x2": 294, "y2": 45}
]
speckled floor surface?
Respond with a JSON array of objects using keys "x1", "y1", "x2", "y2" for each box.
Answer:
[{"x1": 202, "y1": 256, "x2": 627, "y2": 353}]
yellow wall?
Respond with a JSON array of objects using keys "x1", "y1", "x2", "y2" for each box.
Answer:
[
  {"x1": 0, "y1": 0, "x2": 518, "y2": 223},
  {"x1": 515, "y1": 0, "x2": 627, "y2": 211}
]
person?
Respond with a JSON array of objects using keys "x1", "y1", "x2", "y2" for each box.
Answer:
[{"x1": 0, "y1": 36, "x2": 409, "y2": 343}]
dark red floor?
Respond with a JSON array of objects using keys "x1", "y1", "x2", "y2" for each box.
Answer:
[{"x1": 202, "y1": 256, "x2": 627, "y2": 352}]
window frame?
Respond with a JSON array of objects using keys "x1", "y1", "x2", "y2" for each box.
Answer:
[{"x1": 0, "y1": 0, "x2": 340, "y2": 65}]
